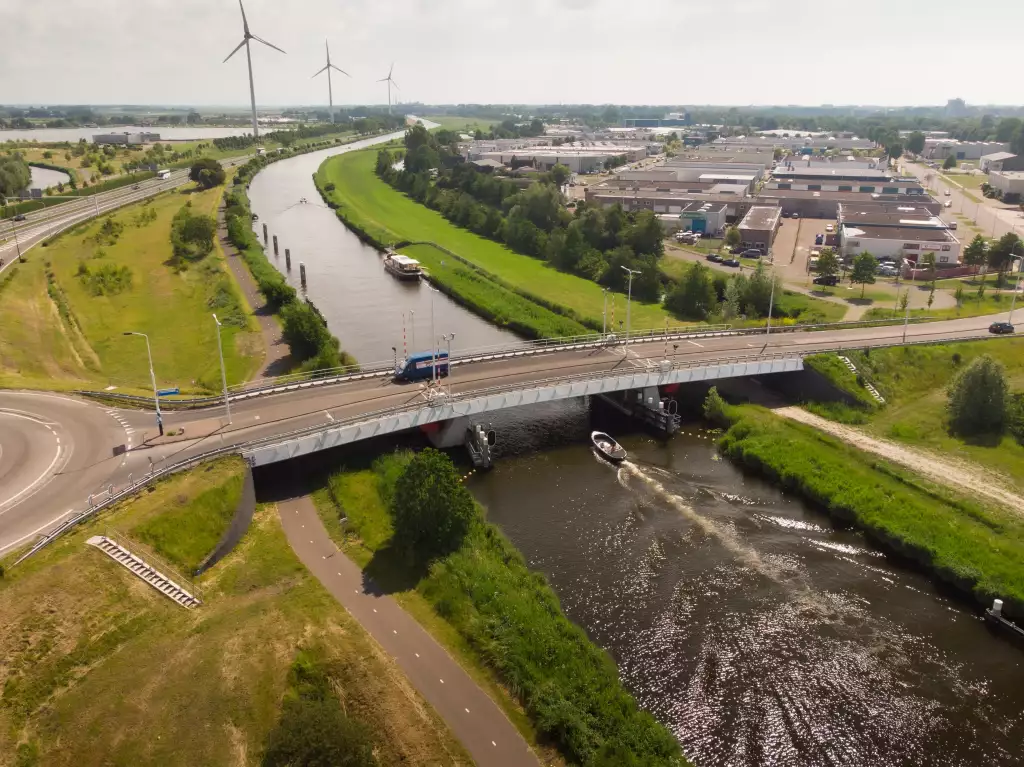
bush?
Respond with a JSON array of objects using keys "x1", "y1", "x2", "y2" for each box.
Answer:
[
  {"x1": 702, "y1": 386, "x2": 729, "y2": 425},
  {"x1": 189, "y1": 157, "x2": 226, "y2": 189},
  {"x1": 1008, "y1": 392, "x2": 1024, "y2": 445},
  {"x1": 170, "y1": 203, "x2": 216, "y2": 264},
  {"x1": 946, "y1": 354, "x2": 1008, "y2": 436},
  {"x1": 390, "y1": 449, "x2": 479, "y2": 564},
  {"x1": 281, "y1": 301, "x2": 334, "y2": 361},
  {"x1": 78, "y1": 262, "x2": 133, "y2": 296}
]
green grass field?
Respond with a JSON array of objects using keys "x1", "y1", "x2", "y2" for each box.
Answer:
[
  {"x1": 863, "y1": 291, "x2": 1015, "y2": 322},
  {"x1": 316, "y1": 149, "x2": 675, "y2": 333},
  {"x1": 0, "y1": 458, "x2": 467, "y2": 766},
  {"x1": 718, "y1": 405, "x2": 1024, "y2": 617},
  {"x1": 941, "y1": 172, "x2": 986, "y2": 190},
  {"x1": 0, "y1": 183, "x2": 262, "y2": 393},
  {"x1": 421, "y1": 115, "x2": 501, "y2": 133}
]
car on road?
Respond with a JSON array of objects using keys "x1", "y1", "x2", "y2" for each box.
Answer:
[
  {"x1": 706, "y1": 253, "x2": 723, "y2": 263},
  {"x1": 781, "y1": 211, "x2": 791, "y2": 218},
  {"x1": 825, "y1": 224, "x2": 834, "y2": 233},
  {"x1": 989, "y1": 321, "x2": 1015, "y2": 335},
  {"x1": 944, "y1": 200, "x2": 952, "y2": 208},
  {"x1": 132, "y1": 184, "x2": 140, "y2": 190},
  {"x1": 722, "y1": 258, "x2": 741, "y2": 267},
  {"x1": 813, "y1": 275, "x2": 840, "y2": 286},
  {"x1": 878, "y1": 266, "x2": 898, "y2": 277},
  {"x1": 944, "y1": 189, "x2": 951, "y2": 196},
  {"x1": 741, "y1": 248, "x2": 763, "y2": 258},
  {"x1": 791, "y1": 212, "x2": 800, "y2": 219},
  {"x1": 13, "y1": 214, "x2": 26, "y2": 221}
]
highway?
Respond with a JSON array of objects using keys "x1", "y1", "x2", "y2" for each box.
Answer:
[{"x1": 0, "y1": 310, "x2": 1012, "y2": 556}]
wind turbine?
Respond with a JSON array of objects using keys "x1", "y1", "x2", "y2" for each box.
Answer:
[
  {"x1": 312, "y1": 40, "x2": 350, "y2": 124},
  {"x1": 377, "y1": 63, "x2": 399, "y2": 114},
  {"x1": 223, "y1": 0, "x2": 285, "y2": 143}
]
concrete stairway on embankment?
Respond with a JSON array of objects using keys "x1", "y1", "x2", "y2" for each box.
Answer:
[{"x1": 86, "y1": 535, "x2": 201, "y2": 609}]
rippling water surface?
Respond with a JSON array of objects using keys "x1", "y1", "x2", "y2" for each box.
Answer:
[{"x1": 471, "y1": 400, "x2": 1024, "y2": 767}]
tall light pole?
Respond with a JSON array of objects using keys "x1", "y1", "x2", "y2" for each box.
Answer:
[
  {"x1": 621, "y1": 266, "x2": 640, "y2": 346},
  {"x1": 765, "y1": 269, "x2": 777, "y2": 337},
  {"x1": 601, "y1": 287, "x2": 609, "y2": 335},
  {"x1": 441, "y1": 332, "x2": 455, "y2": 395},
  {"x1": 1009, "y1": 255, "x2": 1023, "y2": 324},
  {"x1": 123, "y1": 331, "x2": 163, "y2": 436},
  {"x1": 212, "y1": 314, "x2": 232, "y2": 425},
  {"x1": 429, "y1": 286, "x2": 438, "y2": 385}
]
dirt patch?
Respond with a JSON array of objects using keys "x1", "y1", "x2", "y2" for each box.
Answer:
[{"x1": 775, "y1": 406, "x2": 1024, "y2": 513}]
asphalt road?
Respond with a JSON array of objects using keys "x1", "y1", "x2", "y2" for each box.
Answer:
[
  {"x1": 279, "y1": 496, "x2": 539, "y2": 766},
  {"x1": 0, "y1": 309, "x2": 1015, "y2": 556}
]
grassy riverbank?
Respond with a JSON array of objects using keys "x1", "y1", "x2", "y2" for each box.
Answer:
[
  {"x1": 317, "y1": 452, "x2": 687, "y2": 766},
  {"x1": 715, "y1": 403, "x2": 1024, "y2": 619},
  {"x1": 0, "y1": 458, "x2": 467, "y2": 766},
  {"x1": 315, "y1": 149, "x2": 676, "y2": 335},
  {"x1": 0, "y1": 183, "x2": 261, "y2": 393}
]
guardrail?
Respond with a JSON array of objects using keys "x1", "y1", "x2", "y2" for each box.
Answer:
[
  {"x1": 74, "y1": 317, "x2": 936, "y2": 409},
  {"x1": 15, "y1": 326, "x2": 1004, "y2": 566}
]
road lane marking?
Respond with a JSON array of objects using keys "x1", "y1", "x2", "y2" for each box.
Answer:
[{"x1": 687, "y1": 340, "x2": 704, "y2": 347}]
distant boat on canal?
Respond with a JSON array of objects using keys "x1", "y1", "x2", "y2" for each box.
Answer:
[{"x1": 383, "y1": 251, "x2": 422, "y2": 280}]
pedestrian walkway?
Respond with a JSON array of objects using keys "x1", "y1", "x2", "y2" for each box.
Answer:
[
  {"x1": 277, "y1": 496, "x2": 539, "y2": 767},
  {"x1": 217, "y1": 203, "x2": 292, "y2": 378}
]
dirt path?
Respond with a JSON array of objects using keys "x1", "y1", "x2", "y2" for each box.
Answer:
[
  {"x1": 775, "y1": 406, "x2": 1024, "y2": 513},
  {"x1": 277, "y1": 496, "x2": 540, "y2": 767},
  {"x1": 217, "y1": 202, "x2": 293, "y2": 379}
]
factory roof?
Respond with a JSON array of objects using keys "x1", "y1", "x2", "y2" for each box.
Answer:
[
  {"x1": 756, "y1": 189, "x2": 930, "y2": 202},
  {"x1": 773, "y1": 165, "x2": 890, "y2": 179},
  {"x1": 841, "y1": 224, "x2": 955, "y2": 242},
  {"x1": 738, "y1": 206, "x2": 782, "y2": 230},
  {"x1": 981, "y1": 151, "x2": 1017, "y2": 162}
]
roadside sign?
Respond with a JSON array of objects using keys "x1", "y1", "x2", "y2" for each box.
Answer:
[{"x1": 157, "y1": 387, "x2": 180, "y2": 397}]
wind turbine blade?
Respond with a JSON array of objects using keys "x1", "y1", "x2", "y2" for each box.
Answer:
[
  {"x1": 251, "y1": 34, "x2": 286, "y2": 54},
  {"x1": 391, "y1": 79, "x2": 400, "y2": 90},
  {"x1": 388, "y1": 62, "x2": 394, "y2": 78},
  {"x1": 223, "y1": 39, "x2": 247, "y2": 63},
  {"x1": 330, "y1": 65, "x2": 350, "y2": 77},
  {"x1": 238, "y1": 0, "x2": 249, "y2": 35},
  {"x1": 312, "y1": 64, "x2": 329, "y2": 78},
  {"x1": 377, "y1": 76, "x2": 389, "y2": 82}
]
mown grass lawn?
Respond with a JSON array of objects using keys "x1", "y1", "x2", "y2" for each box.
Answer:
[
  {"x1": 0, "y1": 183, "x2": 262, "y2": 393},
  {"x1": 420, "y1": 115, "x2": 500, "y2": 133},
  {"x1": 0, "y1": 457, "x2": 467, "y2": 766},
  {"x1": 317, "y1": 149, "x2": 674, "y2": 332},
  {"x1": 863, "y1": 291, "x2": 1015, "y2": 322}
]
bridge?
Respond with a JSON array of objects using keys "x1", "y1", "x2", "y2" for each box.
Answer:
[{"x1": 0, "y1": 311, "x2": 1010, "y2": 558}]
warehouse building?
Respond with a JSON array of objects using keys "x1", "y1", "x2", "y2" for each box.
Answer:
[
  {"x1": 979, "y1": 152, "x2": 1023, "y2": 173},
  {"x1": 711, "y1": 135, "x2": 875, "y2": 153},
  {"x1": 837, "y1": 203, "x2": 961, "y2": 264},
  {"x1": 92, "y1": 131, "x2": 161, "y2": 145},
  {"x1": 475, "y1": 144, "x2": 647, "y2": 173},
  {"x1": 736, "y1": 206, "x2": 782, "y2": 251},
  {"x1": 987, "y1": 170, "x2": 1024, "y2": 198},
  {"x1": 754, "y1": 188, "x2": 941, "y2": 219},
  {"x1": 922, "y1": 139, "x2": 1009, "y2": 161}
]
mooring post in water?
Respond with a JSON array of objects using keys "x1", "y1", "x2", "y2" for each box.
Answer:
[
  {"x1": 272, "y1": 235, "x2": 279, "y2": 255},
  {"x1": 262, "y1": 223, "x2": 268, "y2": 243},
  {"x1": 299, "y1": 262, "x2": 306, "y2": 287},
  {"x1": 285, "y1": 248, "x2": 291, "y2": 269},
  {"x1": 993, "y1": 599, "x2": 1004, "y2": 617}
]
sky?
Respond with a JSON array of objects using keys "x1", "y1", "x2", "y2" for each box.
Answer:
[{"x1": 2, "y1": 0, "x2": 1021, "y2": 109}]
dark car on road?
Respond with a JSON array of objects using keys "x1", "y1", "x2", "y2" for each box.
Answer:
[
  {"x1": 741, "y1": 248, "x2": 763, "y2": 258},
  {"x1": 706, "y1": 253, "x2": 723, "y2": 263},
  {"x1": 722, "y1": 258, "x2": 741, "y2": 267},
  {"x1": 813, "y1": 275, "x2": 840, "y2": 286},
  {"x1": 989, "y1": 321, "x2": 1015, "y2": 335},
  {"x1": 13, "y1": 214, "x2": 26, "y2": 221}
]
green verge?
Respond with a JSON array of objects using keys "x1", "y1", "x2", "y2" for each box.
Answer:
[
  {"x1": 716, "y1": 404, "x2": 1024, "y2": 619},
  {"x1": 2, "y1": 171, "x2": 157, "y2": 219},
  {"x1": 315, "y1": 149, "x2": 675, "y2": 335},
  {"x1": 318, "y1": 453, "x2": 687, "y2": 766},
  {"x1": 0, "y1": 457, "x2": 469, "y2": 766}
]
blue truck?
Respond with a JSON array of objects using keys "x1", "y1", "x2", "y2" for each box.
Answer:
[{"x1": 394, "y1": 350, "x2": 449, "y2": 382}]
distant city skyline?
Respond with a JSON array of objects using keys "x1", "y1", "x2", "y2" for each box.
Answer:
[{"x1": 2, "y1": 0, "x2": 1019, "y2": 108}]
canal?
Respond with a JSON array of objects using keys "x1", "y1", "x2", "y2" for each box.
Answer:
[
  {"x1": 470, "y1": 400, "x2": 1024, "y2": 767},
  {"x1": 246, "y1": 124, "x2": 522, "y2": 365}
]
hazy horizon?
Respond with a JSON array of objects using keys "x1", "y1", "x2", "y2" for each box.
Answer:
[{"x1": 3, "y1": 0, "x2": 1019, "y2": 108}]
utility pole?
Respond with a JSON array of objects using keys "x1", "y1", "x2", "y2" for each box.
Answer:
[
  {"x1": 620, "y1": 266, "x2": 640, "y2": 346},
  {"x1": 765, "y1": 270, "x2": 776, "y2": 337},
  {"x1": 601, "y1": 287, "x2": 609, "y2": 335},
  {"x1": 212, "y1": 314, "x2": 232, "y2": 425}
]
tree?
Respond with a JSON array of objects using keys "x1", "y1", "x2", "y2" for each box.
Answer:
[
  {"x1": 886, "y1": 142, "x2": 903, "y2": 161},
  {"x1": 724, "y1": 226, "x2": 741, "y2": 248},
  {"x1": 943, "y1": 154, "x2": 957, "y2": 170},
  {"x1": 390, "y1": 449, "x2": 480, "y2": 565},
  {"x1": 664, "y1": 262, "x2": 717, "y2": 320},
  {"x1": 963, "y1": 234, "x2": 988, "y2": 275},
  {"x1": 623, "y1": 210, "x2": 664, "y2": 257},
  {"x1": 898, "y1": 289, "x2": 910, "y2": 312},
  {"x1": 954, "y1": 283, "x2": 965, "y2": 308},
  {"x1": 170, "y1": 204, "x2": 216, "y2": 262},
  {"x1": 189, "y1": 157, "x2": 225, "y2": 189},
  {"x1": 0, "y1": 155, "x2": 31, "y2": 198},
  {"x1": 922, "y1": 252, "x2": 937, "y2": 286},
  {"x1": 280, "y1": 301, "x2": 334, "y2": 362},
  {"x1": 722, "y1": 278, "x2": 742, "y2": 320},
  {"x1": 947, "y1": 355, "x2": 1008, "y2": 436},
  {"x1": 849, "y1": 251, "x2": 877, "y2": 297},
  {"x1": 550, "y1": 163, "x2": 571, "y2": 187},
  {"x1": 742, "y1": 260, "x2": 779, "y2": 317},
  {"x1": 817, "y1": 247, "x2": 840, "y2": 281},
  {"x1": 906, "y1": 131, "x2": 926, "y2": 156},
  {"x1": 988, "y1": 232, "x2": 1023, "y2": 274}
]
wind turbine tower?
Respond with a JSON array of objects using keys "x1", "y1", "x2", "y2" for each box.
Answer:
[
  {"x1": 312, "y1": 40, "x2": 350, "y2": 123},
  {"x1": 223, "y1": 0, "x2": 285, "y2": 142},
  {"x1": 377, "y1": 63, "x2": 400, "y2": 114}
]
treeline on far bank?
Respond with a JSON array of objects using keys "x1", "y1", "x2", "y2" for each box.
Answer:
[{"x1": 223, "y1": 150, "x2": 355, "y2": 372}]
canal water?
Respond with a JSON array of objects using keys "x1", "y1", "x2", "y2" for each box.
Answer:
[
  {"x1": 470, "y1": 400, "x2": 1024, "y2": 767},
  {"x1": 246, "y1": 126, "x2": 521, "y2": 365},
  {"x1": 28, "y1": 165, "x2": 71, "y2": 190}
]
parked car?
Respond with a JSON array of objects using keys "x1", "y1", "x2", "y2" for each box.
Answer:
[
  {"x1": 706, "y1": 253, "x2": 723, "y2": 263},
  {"x1": 949, "y1": 221, "x2": 958, "y2": 230},
  {"x1": 878, "y1": 266, "x2": 898, "y2": 277},
  {"x1": 813, "y1": 275, "x2": 840, "y2": 286},
  {"x1": 741, "y1": 249, "x2": 763, "y2": 258},
  {"x1": 13, "y1": 214, "x2": 26, "y2": 221},
  {"x1": 944, "y1": 200, "x2": 952, "y2": 208},
  {"x1": 989, "y1": 321, "x2": 1015, "y2": 335},
  {"x1": 825, "y1": 224, "x2": 834, "y2": 233},
  {"x1": 944, "y1": 189, "x2": 951, "y2": 196},
  {"x1": 791, "y1": 212, "x2": 800, "y2": 219},
  {"x1": 781, "y1": 211, "x2": 792, "y2": 218},
  {"x1": 722, "y1": 258, "x2": 741, "y2": 267},
  {"x1": 815, "y1": 234, "x2": 824, "y2": 245},
  {"x1": 729, "y1": 245, "x2": 745, "y2": 255}
]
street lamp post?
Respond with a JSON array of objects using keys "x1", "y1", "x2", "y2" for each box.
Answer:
[
  {"x1": 765, "y1": 270, "x2": 777, "y2": 338},
  {"x1": 1009, "y1": 256, "x2": 1023, "y2": 324},
  {"x1": 212, "y1": 314, "x2": 232, "y2": 425},
  {"x1": 620, "y1": 266, "x2": 640, "y2": 346},
  {"x1": 123, "y1": 331, "x2": 163, "y2": 436},
  {"x1": 429, "y1": 287, "x2": 438, "y2": 385},
  {"x1": 441, "y1": 332, "x2": 455, "y2": 395},
  {"x1": 601, "y1": 287, "x2": 609, "y2": 336}
]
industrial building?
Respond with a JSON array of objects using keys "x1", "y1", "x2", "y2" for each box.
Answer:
[
  {"x1": 736, "y1": 206, "x2": 782, "y2": 252},
  {"x1": 474, "y1": 144, "x2": 647, "y2": 173},
  {"x1": 837, "y1": 202, "x2": 960, "y2": 264},
  {"x1": 987, "y1": 170, "x2": 1024, "y2": 198},
  {"x1": 754, "y1": 188, "x2": 941, "y2": 219},
  {"x1": 92, "y1": 132, "x2": 161, "y2": 145},
  {"x1": 979, "y1": 152, "x2": 1021, "y2": 172},
  {"x1": 711, "y1": 135, "x2": 875, "y2": 153},
  {"x1": 921, "y1": 139, "x2": 1009, "y2": 161},
  {"x1": 672, "y1": 201, "x2": 729, "y2": 234}
]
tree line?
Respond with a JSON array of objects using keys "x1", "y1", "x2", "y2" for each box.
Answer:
[{"x1": 210, "y1": 114, "x2": 406, "y2": 152}]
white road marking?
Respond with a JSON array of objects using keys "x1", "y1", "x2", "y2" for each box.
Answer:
[
  {"x1": 439, "y1": 678, "x2": 444, "y2": 684},
  {"x1": 392, "y1": 629, "x2": 397, "y2": 634},
  {"x1": 415, "y1": 653, "x2": 420, "y2": 658},
  {"x1": 465, "y1": 708, "x2": 470, "y2": 713},
  {"x1": 492, "y1": 741, "x2": 497, "y2": 747},
  {"x1": 687, "y1": 340, "x2": 704, "y2": 348},
  {"x1": 325, "y1": 411, "x2": 334, "y2": 422}
]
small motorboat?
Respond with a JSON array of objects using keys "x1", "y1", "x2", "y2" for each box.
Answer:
[{"x1": 591, "y1": 431, "x2": 627, "y2": 463}]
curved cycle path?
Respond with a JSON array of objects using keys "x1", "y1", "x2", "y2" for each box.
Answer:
[{"x1": 277, "y1": 495, "x2": 539, "y2": 767}]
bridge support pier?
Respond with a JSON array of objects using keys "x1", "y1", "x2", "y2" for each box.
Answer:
[
  {"x1": 596, "y1": 385, "x2": 680, "y2": 436},
  {"x1": 424, "y1": 417, "x2": 496, "y2": 469}
]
